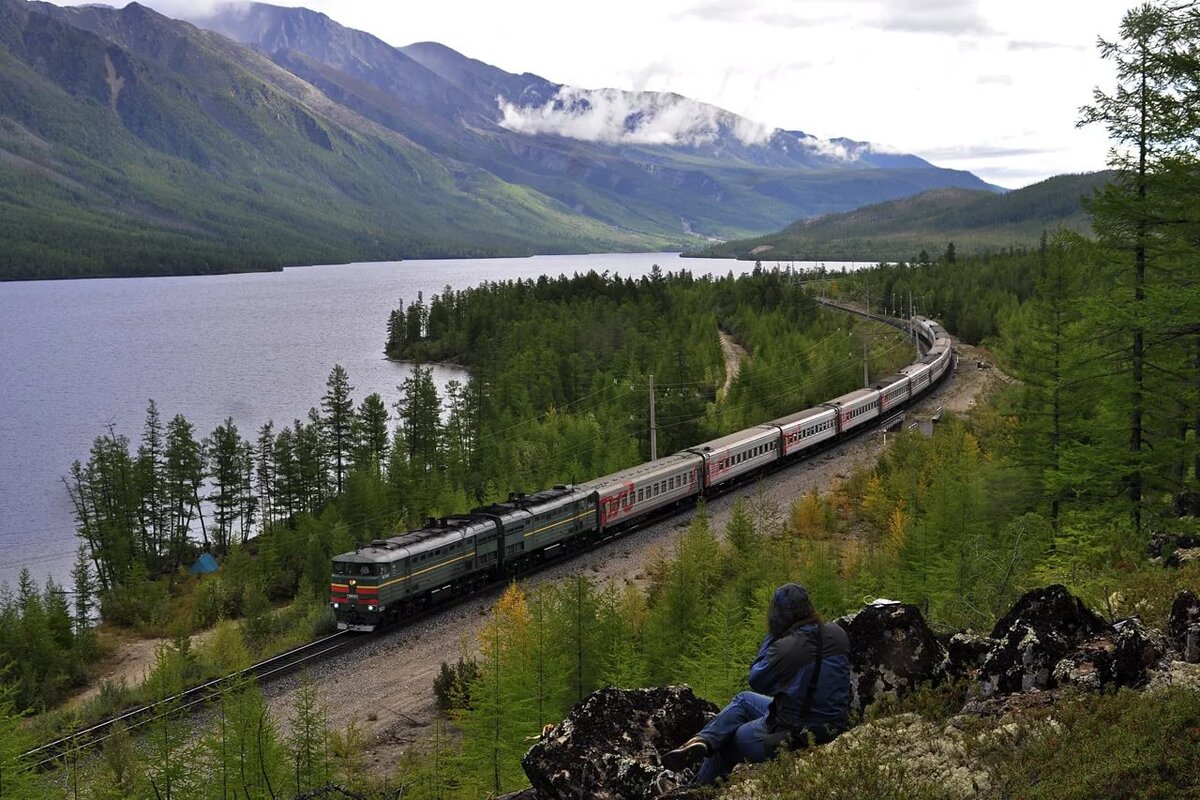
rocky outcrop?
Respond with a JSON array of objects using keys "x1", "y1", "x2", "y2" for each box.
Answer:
[
  {"x1": 1169, "y1": 590, "x2": 1200, "y2": 663},
  {"x1": 835, "y1": 601, "x2": 946, "y2": 713},
  {"x1": 979, "y1": 585, "x2": 1108, "y2": 694},
  {"x1": 508, "y1": 587, "x2": 1194, "y2": 800},
  {"x1": 522, "y1": 686, "x2": 717, "y2": 800}
]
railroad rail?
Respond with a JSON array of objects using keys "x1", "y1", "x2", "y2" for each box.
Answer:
[{"x1": 24, "y1": 630, "x2": 357, "y2": 769}]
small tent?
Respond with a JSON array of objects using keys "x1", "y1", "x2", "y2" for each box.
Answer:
[{"x1": 190, "y1": 552, "x2": 219, "y2": 574}]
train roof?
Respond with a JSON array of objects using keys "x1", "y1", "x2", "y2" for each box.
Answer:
[
  {"x1": 873, "y1": 373, "x2": 910, "y2": 390},
  {"x1": 472, "y1": 485, "x2": 590, "y2": 518},
  {"x1": 688, "y1": 426, "x2": 778, "y2": 455},
  {"x1": 332, "y1": 515, "x2": 493, "y2": 564},
  {"x1": 825, "y1": 387, "x2": 878, "y2": 407},
  {"x1": 579, "y1": 452, "x2": 701, "y2": 491},
  {"x1": 766, "y1": 404, "x2": 836, "y2": 428}
]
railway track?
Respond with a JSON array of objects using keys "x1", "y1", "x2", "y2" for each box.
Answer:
[{"x1": 24, "y1": 629, "x2": 360, "y2": 769}]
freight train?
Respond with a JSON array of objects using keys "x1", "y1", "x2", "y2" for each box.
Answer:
[{"x1": 330, "y1": 315, "x2": 954, "y2": 631}]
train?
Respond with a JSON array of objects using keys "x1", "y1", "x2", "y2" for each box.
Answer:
[{"x1": 330, "y1": 314, "x2": 954, "y2": 632}]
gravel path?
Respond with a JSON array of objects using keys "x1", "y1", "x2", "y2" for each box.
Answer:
[{"x1": 264, "y1": 339, "x2": 1005, "y2": 774}]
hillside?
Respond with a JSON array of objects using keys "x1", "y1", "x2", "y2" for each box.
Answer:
[
  {"x1": 692, "y1": 171, "x2": 1115, "y2": 262},
  {"x1": 0, "y1": 0, "x2": 995, "y2": 280}
]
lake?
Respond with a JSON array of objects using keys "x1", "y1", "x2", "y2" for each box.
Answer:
[{"x1": 0, "y1": 253, "x2": 857, "y2": 586}]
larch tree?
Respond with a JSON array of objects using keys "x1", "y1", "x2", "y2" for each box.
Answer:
[{"x1": 321, "y1": 364, "x2": 355, "y2": 494}]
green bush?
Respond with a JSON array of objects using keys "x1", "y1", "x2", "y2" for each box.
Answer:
[{"x1": 191, "y1": 575, "x2": 244, "y2": 629}]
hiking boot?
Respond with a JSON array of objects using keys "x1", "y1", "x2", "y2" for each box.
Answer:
[{"x1": 661, "y1": 736, "x2": 710, "y2": 772}]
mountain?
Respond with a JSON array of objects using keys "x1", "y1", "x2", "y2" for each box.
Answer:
[
  {"x1": 692, "y1": 171, "x2": 1115, "y2": 262},
  {"x1": 0, "y1": 0, "x2": 996, "y2": 280}
]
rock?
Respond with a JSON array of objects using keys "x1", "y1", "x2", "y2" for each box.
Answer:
[
  {"x1": 957, "y1": 688, "x2": 1064, "y2": 718},
  {"x1": 494, "y1": 791, "x2": 538, "y2": 800},
  {"x1": 1168, "y1": 590, "x2": 1200, "y2": 662},
  {"x1": 943, "y1": 632, "x2": 995, "y2": 681},
  {"x1": 522, "y1": 686, "x2": 717, "y2": 800},
  {"x1": 835, "y1": 602, "x2": 946, "y2": 713},
  {"x1": 980, "y1": 585, "x2": 1108, "y2": 695},
  {"x1": 1147, "y1": 530, "x2": 1200, "y2": 560},
  {"x1": 1166, "y1": 547, "x2": 1200, "y2": 568},
  {"x1": 1050, "y1": 617, "x2": 1164, "y2": 691}
]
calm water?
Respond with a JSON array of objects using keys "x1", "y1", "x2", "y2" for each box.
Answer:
[{"x1": 0, "y1": 253, "x2": 855, "y2": 586}]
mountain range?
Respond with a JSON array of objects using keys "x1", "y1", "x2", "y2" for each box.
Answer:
[
  {"x1": 0, "y1": 0, "x2": 996, "y2": 279},
  {"x1": 693, "y1": 171, "x2": 1114, "y2": 262}
]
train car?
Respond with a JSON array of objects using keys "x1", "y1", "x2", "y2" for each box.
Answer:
[
  {"x1": 688, "y1": 426, "x2": 781, "y2": 490},
  {"x1": 471, "y1": 485, "x2": 597, "y2": 569},
  {"x1": 874, "y1": 374, "x2": 911, "y2": 414},
  {"x1": 766, "y1": 406, "x2": 838, "y2": 458},
  {"x1": 825, "y1": 387, "x2": 881, "y2": 433},
  {"x1": 900, "y1": 361, "x2": 932, "y2": 394},
  {"x1": 580, "y1": 453, "x2": 703, "y2": 531},
  {"x1": 331, "y1": 516, "x2": 497, "y2": 631}
]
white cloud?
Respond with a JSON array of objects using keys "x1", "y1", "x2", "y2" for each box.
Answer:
[{"x1": 497, "y1": 86, "x2": 773, "y2": 147}]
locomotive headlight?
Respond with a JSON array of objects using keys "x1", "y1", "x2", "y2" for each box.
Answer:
[
  {"x1": 332, "y1": 602, "x2": 340, "y2": 608},
  {"x1": 368, "y1": 604, "x2": 377, "y2": 611}
]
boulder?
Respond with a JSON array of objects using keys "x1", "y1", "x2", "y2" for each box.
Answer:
[
  {"x1": 522, "y1": 686, "x2": 717, "y2": 800},
  {"x1": 1050, "y1": 618, "x2": 1163, "y2": 691},
  {"x1": 1166, "y1": 547, "x2": 1200, "y2": 568},
  {"x1": 942, "y1": 632, "x2": 995, "y2": 681},
  {"x1": 1168, "y1": 590, "x2": 1200, "y2": 663},
  {"x1": 980, "y1": 585, "x2": 1108, "y2": 695},
  {"x1": 834, "y1": 602, "x2": 946, "y2": 713}
]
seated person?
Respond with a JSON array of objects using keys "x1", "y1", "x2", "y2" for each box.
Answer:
[{"x1": 660, "y1": 583, "x2": 851, "y2": 786}]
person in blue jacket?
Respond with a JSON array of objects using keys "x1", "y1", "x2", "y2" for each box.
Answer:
[{"x1": 660, "y1": 583, "x2": 851, "y2": 786}]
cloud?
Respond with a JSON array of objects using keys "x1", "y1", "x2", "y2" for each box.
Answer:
[
  {"x1": 1008, "y1": 39, "x2": 1087, "y2": 52},
  {"x1": 675, "y1": 0, "x2": 846, "y2": 28},
  {"x1": 868, "y1": 0, "x2": 994, "y2": 36},
  {"x1": 977, "y1": 74, "x2": 1013, "y2": 86},
  {"x1": 135, "y1": 0, "x2": 248, "y2": 19},
  {"x1": 497, "y1": 86, "x2": 774, "y2": 147},
  {"x1": 917, "y1": 143, "x2": 1055, "y2": 161}
]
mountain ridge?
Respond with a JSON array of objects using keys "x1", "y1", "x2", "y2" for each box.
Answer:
[
  {"x1": 691, "y1": 171, "x2": 1114, "y2": 262},
  {"x1": 1, "y1": 0, "x2": 999, "y2": 279}
]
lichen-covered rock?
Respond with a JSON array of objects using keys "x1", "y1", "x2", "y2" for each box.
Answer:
[
  {"x1": 1050, "y1": 617, "x2": 1164, "y2": 691},
  {"x1": 1165, "y1": 547, "x2": 1200, "y2": 568},
  {"x1": 522, "y1": 686, "x2": 717, "y2": 800},
  {"x1": 1168, "y1": 590, "x2": 1200, "y2": 663},
  {"x1": 943, "y1": 632, "x2": 995, "y2": 681},
  {"x1": 834, "y1": 602, "x2": 946, "y2": 713},
  {"x1": 980, "y1": 585, "x2": 1108, "y2": 695}
]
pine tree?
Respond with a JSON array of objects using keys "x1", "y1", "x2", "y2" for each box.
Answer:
[
  {"x1": 206, "y1": 417, "x2": 246, "y2": 556},
  {"x1": 321, "y1": 365, "x2": 355, "y2": 494},
  {"x1": 287, "y1": 672, "x2": 331, "y2": 795},
  {"x1": 165, "y1": 414, "x2": 205, "y2": 569}
]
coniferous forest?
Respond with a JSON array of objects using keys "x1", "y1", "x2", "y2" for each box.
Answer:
[{"x1": 0, "y1": 3, "x2": 1198, "y2": 799}]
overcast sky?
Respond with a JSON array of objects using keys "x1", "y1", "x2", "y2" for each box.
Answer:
[{"x1": 74, "y1": 0, "x2": 1135, "y2": 188}]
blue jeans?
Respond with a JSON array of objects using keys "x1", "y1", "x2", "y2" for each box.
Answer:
[{"x1": 692, "y1": 691, "x2": 788, "y2": 785}]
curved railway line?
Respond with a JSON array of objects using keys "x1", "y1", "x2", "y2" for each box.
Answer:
[{"x1": 25, "y1": 302, "x2": 955, "y2": 769}]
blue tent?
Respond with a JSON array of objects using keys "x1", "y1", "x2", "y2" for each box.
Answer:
[{"x1": 190, "y1": 553, "x2": 219, "y2": 574}]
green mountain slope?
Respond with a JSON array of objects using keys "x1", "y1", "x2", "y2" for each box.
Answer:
[
  {"x1": 0, "y1": 0, "x2": 669, "y2": 279},
  {"x1": 693, "y1": 171, "x2": 1116, "y2": 262}
]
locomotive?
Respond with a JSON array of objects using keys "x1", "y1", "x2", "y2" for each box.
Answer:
[{"x1": 331, "y1": 315, "x2": 953, "y2": 632}]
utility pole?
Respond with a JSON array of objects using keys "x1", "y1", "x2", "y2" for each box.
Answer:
[
  {"x1": 862, "y1": 337, "x2": 870, "y2": 388},
  {"x1": 649, "y1": 374, "x2": 657, "y2": 461}
]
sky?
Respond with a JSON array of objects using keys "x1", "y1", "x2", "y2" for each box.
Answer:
[{"x1": 66, "y1": 0, "x2": 1136, "y2": 188}]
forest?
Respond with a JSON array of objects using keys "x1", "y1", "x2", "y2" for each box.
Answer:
[{"x1": 0, "y1": 2, "x2": 1197, "y2": 798}]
